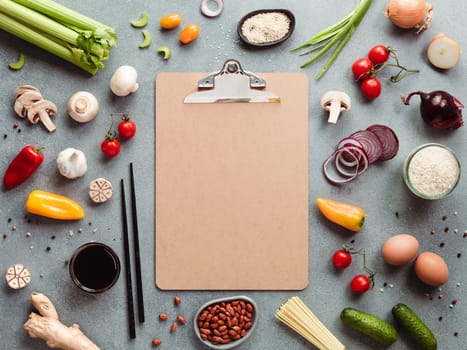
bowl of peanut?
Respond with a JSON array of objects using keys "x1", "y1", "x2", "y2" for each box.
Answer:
[{"x1": 194, "y1": 295, "x2": 257, "y2": 349}]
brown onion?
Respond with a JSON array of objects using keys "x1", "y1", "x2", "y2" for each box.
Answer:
[{"x1": 385, "y1": 0, "x2": 433, "y2": 34}]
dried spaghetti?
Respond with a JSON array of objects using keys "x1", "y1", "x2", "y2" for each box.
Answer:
[{"x1": 275, "y1": 296, "x2": 346, "y2": 350}]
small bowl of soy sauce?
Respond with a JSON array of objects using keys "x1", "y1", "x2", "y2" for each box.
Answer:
[{"x1": 69, "y1": 242, "x2": 120, "y2": 293}]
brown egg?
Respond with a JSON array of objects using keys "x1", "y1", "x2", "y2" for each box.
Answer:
[
  {"x1": 382, "y1": 234, "x2": 419, "y2": 266},
  {"x1": 414, "y1": 252, "x2": 449, "y2": 286}
]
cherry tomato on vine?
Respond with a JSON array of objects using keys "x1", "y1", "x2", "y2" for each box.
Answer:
[
  {"x1": 101, "y1": 134, "x2": 121, "y2": 158},
  {"x1": 368, "y1": 45, "x2": 390, "y2": 65},
  {"x1": 360, "y1": 77, "x2": 382, "y2": 99},
  {"x1": 350, "y1": 274, "x2": 372, "y2": 293},
  {"x1": 118, "y1": 114, "x2": 137, "y2": 140},
  {"x1": 351, "y1": 57, "x2": 373, "y2": 81},
  {"x1": 332, "y1": 249, "x2": 353, "y2": 269}
]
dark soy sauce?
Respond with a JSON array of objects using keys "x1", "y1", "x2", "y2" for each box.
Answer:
[{"x1": 70, "y1": 243, "x2": 120, "y2": 293}]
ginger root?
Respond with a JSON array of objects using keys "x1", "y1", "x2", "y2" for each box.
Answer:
[{"x1": 24, "y1": 292, "x2": 100, "y2": 350}]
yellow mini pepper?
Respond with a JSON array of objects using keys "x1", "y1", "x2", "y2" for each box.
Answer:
[
  {"x1": 316, "y1": 197, "x2": 365, "y2": 232},
  {"x1": 25, "y1": 190, "x2": 85, "y2": 220}
]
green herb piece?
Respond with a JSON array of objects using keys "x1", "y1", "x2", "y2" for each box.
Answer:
[
  {"x1": 139, "y1": 29, "x2": 152, "y2": 48},
  {"x1": 131, "y1": 11, "x2": 148, "y2": 28},
  {"x1": 157, "y1": 46, "x2": 171, "y2": 60},
  {"x1": 0, "y1": 0, "x2": 117, "y2": 74},
  {"x1": 292, "y1": 0, "x2": 372, "y2": 80},
  {"x1": 8, "y1": 52, "x2": 25, "y2": 70}
]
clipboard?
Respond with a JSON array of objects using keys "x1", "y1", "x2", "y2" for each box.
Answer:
[{"x1": 155, "y1": 60, "x2": 309, "y2": 290}]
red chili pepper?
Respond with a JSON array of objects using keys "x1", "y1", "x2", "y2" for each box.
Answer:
[{"x1": 3, "y1": 146, "x2": 44, "y2": 189}]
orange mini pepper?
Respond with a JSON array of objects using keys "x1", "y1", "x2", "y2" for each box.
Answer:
[
  {"x1": 179, "y1": 24, "x2": 200, "y2": 44},
  {"x1": 160, "y1": 13, "x2": 182, "y2": 30},
  {"x1": 25, "y1": 190, "x2": 85, "y2": 220},
  {"x1": 316, "y1": 197, "x2": 365, "y2": 232}
]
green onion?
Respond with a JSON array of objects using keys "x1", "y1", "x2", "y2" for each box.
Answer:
[
  {"x1": 0, "y1": 0, "x2": 117, "y2": 74},
  {"x1": 292, "y1": 0, "x2": 372, "y2": 80}
]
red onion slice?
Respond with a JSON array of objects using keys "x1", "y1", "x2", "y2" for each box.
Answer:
[
  {"x1": 323, "y1": 146, "x2": 369, "y2": 184},
  {"x1": 366, "y1": 124, "x2": 399, "y2": 160},
  {"x1": 349, "y1": 130, "x2": 383, "y2": 164},
  {"x1": 336, "y1": 137, "x2": 367, "y2": 167},
  {"x1": 335, "y1": 146, "x2": 369, "y2": 176}
]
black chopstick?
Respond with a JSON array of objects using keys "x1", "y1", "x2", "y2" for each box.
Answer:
[
  {"x1": 120, "y1": 179, "x2": 136, "y2": 339},
  {"x1": 129, "y1": 162, "x2": 145, "y2": 323}
]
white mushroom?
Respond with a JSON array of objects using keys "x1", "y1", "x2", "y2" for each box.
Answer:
[
  {"x1": 320, "y1": 91, "x2": 351, "y2": 124},
  {"x1": 110, "y1": 65, "x2": 139, "y2": 96},
  {"x1": 67, "y1": 91, "x2": 99, "y2": 123}
]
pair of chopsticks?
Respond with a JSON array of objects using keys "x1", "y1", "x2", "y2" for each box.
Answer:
[{"x1": 120, "y1": 162, "x2": 145, "y2": 339}]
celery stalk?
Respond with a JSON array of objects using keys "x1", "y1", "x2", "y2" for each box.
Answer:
[
  {"x1": 0, "y1": 12, "x2": 98, "y2": 74},
  {"x1": 0, "y1": 0, "x2": 117, "y2": 74}
]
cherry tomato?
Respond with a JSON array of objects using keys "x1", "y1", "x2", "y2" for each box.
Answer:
[
  {"x1": 160, "y1": 13, "x2": 182, "y2": 30},
  {"x1": 118, "y1": 115, "x2": 137, "y2": 140},
  {"x1": 101, "y1": 134, "x2": 121, "y2": 158},
  {"x1": 350, "y1": 274, "x2": 372, "y2": 293},
  {"x1": 360, "y1": 77, "x2": 382, "y2": 99},
  {"x1": 368, "y1": 45, "x2": 390, "y2": 65},
  {"x1": 332, "y1": 249, "x2": 352, "y2": 269},
  {"x1": 351, "y1": 57, "x2": 373, "y2": 81},
  {"x1": 179, "y1": 24, "x2": 200, "y2": 44}
]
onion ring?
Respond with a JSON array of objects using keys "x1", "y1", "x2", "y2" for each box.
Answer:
[
  {"x1": 335, "y1": 146, "x2": 369, "y2": 176},
  {"x1": 200, "y1": 0, "x2": 224, "y2": 18},
  {"x1": 323, "y1": 146, "x2": 369, "y2": 184}
]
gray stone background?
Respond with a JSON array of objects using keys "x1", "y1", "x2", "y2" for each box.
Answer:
[{"x1": 0, "y1": 0, "x2": 466, "y2": 349}]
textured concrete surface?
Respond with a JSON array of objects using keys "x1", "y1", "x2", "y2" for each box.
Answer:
[{"x1": 0, "y1": 0, "x2": 466, "y2": 349}]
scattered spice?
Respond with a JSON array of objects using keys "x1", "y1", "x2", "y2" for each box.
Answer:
[
  {"x1": 46, "y1": 246, "x2": 51, "y2": 252},
  {"x1": 395, "y1": 211, "x2": 399, "y2": 218},
  {"x1": 3, "y1": 233, "x2": 7, "y2": 239},
  {"x1": 177, "y1": 315, "x2": 186, "y2": 325},
  {"x1": 240, "y1": 12, "x2": 291, "y2": 44},
  {"x1": 442, "y1": 215, "x2": 447, "y2": 221},
  {"x1": 170, "y1": 322, "x2": 177, "y2": 333},
  {"x1": 438, "y1": 316, "x2": 443, "y2": 321},
  {"x1": 159, "y1": 313, "x2": 168, "y2": 321},
  {"x1": 439, "y1": 242, "x2": 445, "y2": 248},
  {"x1": 431, "y1": 229, "x2": 436, "y2": 235},
  {"x1": 151, "y1": 338, "x2": 161, "y2": 347},
  {"x1": 454, "y1": 331, "x2": 459, "y2": 337},
  {"x1": 457, "y1": 253, "x2": 462, "y2": 258},
  {"x1": 174, "y1": 296, "x2": 181, "y2": 306},
  {"x1": 444, "y1": 227, "x2": 449, "y2": 233}
]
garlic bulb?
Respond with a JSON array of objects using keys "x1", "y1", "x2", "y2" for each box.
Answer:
[{"x1": 56, "y1": 148, "x2": 88, "y2": 179}]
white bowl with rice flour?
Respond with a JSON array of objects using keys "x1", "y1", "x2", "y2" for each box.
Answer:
[{"x1": 403, "y1": 143, "x2": 461, "y2": 200}]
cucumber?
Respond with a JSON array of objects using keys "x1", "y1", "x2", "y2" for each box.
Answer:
[
  {"x1": 340, "y1": 307, "x2": 398, "y2": 346},
  {"x1": 392, "y1": 303, "x2": 437, "y2": 350}
]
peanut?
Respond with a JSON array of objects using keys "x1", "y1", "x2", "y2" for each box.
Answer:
[{"x1": 197, "y1": 299, "x2": 255, "y2": 345}]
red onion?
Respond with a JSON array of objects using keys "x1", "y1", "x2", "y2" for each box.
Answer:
[
  {"x1": 401, "y1": 90, "x2": 464, "y2": 129},
  {"x1": 323, "y1": 124, "x2": 399, "y2": 184}
]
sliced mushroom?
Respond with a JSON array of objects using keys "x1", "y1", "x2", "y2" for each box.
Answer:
[
  {"x1": 320, "y1": 91, "x2": 351, "y2": 124},
  {"x1": 14, "y1": 85, "x2": 42, "y2": 100},
  {"x1": 14, "y1": 91, "x2": 43, "y2": 118},
  {"x1": 67, "y1": 91, "x2": 99, "y2": 123},
  {"x1": 27, "y1": 100, "x2": 58, "y2": 132}
]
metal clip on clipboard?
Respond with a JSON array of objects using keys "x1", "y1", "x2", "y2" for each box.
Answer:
[{"x1": 184, "y1": 59, "x2": 281, "y2": 104}]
